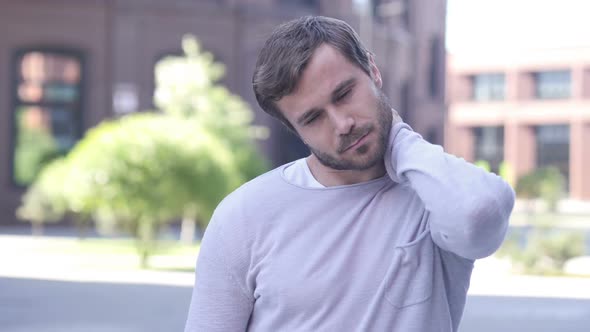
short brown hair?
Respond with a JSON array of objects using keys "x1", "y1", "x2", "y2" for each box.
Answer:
[{"x1": 252, "y1": 16, "x2": 372, "y2": 132}]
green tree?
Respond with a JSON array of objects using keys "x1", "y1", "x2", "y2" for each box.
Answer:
[
  {"x1": 154, "y1": 35, "x2": 268, "y2": 179},
  {"x1": 18, "y1": 35, "x2": 268, "y2": 266},
  {"x1": 154, "y1": 35, "x2": 269, "y2": 241},
  {"x1": 62, "y1": 114, "x2": 242, "y2": 266}
]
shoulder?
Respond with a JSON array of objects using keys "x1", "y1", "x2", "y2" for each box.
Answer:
[
  {"x1": 207, "y1": 165, "x2": 287, "y2": 233},
  {"x1": 201, "y1": 166, "x2": 288, "y2": 271},
  {"x1": 217, "y1": 166, "x2": 283, "y2": 211}
]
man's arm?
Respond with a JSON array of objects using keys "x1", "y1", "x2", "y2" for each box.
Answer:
[
  {"x1": 384, "y1": 122, "x2": 515, "y2": 260},
  {"x1": 184, "y1": 218, "x2": 253, "y2": 331}
]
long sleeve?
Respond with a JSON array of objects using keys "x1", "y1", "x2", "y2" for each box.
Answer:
[
  {"x1": 184, "y1": 216, "x2": 254, "y2": 331},
  {"x1": 384, "y1": 122, "x2": 515, "y2": 260}
]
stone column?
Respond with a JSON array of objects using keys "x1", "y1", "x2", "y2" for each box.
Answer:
[
  {"x1": 446, "y1": 125, "x2": 474, "y2": 162},
  {"x1": 504, "y1": 122, "x2": 536, "y2": 186},
  {"x1": 571, "y1": 65, "x2": 585, "y2": 99},
  {"x1": 570, "y1": 122, "x2": 590, "y2": 200}
]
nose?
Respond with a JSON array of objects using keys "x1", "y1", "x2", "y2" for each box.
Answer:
[{"x1": 329, "y1": 107, "x2": 354, "y2": 136}]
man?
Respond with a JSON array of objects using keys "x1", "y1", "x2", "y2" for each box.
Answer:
[{"x1": 184, "y1": 16, "x2": 514, "y2": 332}]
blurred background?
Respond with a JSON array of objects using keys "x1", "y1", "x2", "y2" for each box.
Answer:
[{"x1": 0, "y1": 0, "x2": 588, "y2": 331}]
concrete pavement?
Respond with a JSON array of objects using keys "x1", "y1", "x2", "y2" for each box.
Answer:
[
  {"x1": 2, "y1": 234, "x2": 590, "y2": 331},
  {"x1": 460, "y1": 295, "x2": 590, "y2": 332},
  {"x1": 0, "y1": 277, "x2": 192, "y2": 332}
]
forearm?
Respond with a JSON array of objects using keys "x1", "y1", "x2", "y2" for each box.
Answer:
[{"x1": 385, "y1": 123, "x2": 515, "y2": 260}]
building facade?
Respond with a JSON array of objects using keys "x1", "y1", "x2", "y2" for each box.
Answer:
[
  {"x1": 0, "y1": 0, "x2": 446, "y2": 224},
  {"x1": 446, "y1": 48, "x2": 590, "y2": 200}
]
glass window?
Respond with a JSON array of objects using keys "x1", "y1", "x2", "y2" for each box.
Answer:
[
  {"x1": 534, "y1": 70, "x2": 571, "y2": 99},
  {"x1": 471, "y1": 73, "x2": 505, "y2": 101},
  {"x1": 12, "y1": 49, "x2": 83, "y2": 186},
  {"x1": 428, "y1": 36, "x2": 442, "y2": 99},
  {"x1": 400, "y1": 80, "x2": 411, "y2": 121},
  {"x1": 473, "y1": 126, "x2": 504, "y2": 174},
  {"x1": 278, "y1": 0, "x2": 318, "y2": 8},
  {"x1": 536, "y1": 124, "x2": 570, "y2": 190},
  {"x1": 402, "y1": 0, "x2": 410, "y2": 28}
]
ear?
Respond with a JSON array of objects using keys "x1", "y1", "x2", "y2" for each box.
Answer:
[{"x1": 368, "y1": 53, "x2": 382, "y2": 88}]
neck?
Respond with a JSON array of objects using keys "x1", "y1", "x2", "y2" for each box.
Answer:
[{"x1": 306, "y1": 155, "x2": 386, "y2": 187}]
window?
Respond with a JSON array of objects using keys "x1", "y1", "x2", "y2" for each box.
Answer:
[
  {"x1": 473, "y1": 126, "x2": 504, "y2": 174},
  {"x1": 399, "y1": 80, "x2": 411, "y2": 122},
  {"x1": 372, "y1": 0, "x2": 385, "y2": 22},
  {"x1": 428, "y1": 36, "x2": 442, "y2": 99},
  {"x1": 534, "y1": 70, "x2": 571, "y2": 99},
  {"x1": 536, "y1": 125, "x2": 570, "y2": 190},
  {"x1": 301, "y1": 0, "x2": 318, "y2": 6},
  {"x1": 471, "y1": 73, "x2": 505, "y2": 101},
  {"x1": 402, "y1": 0, "x2": 410, "y2": 28},
  {"x1": 11, "y1": 49, "x2": 84, "y2": 186},
  {"x1": 426, "y1": 128, "x2": 438, "y2": 145},
  {"x1": 372, "y1": 0, "x2": 410, "y2": 26},
  {"x1": 278, "y1": 0, "x2": 318, "y2": 8}
]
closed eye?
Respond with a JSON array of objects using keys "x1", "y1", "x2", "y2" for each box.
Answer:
[
  {"x1": 304, "y1": 112, "x2": 321, "y2": 125},
  {"x1": 335, "y1": 89, "x2": 352, "y2": 103}
]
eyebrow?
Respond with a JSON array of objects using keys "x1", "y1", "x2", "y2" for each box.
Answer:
[{"x1": 296, "y1": 77, "x2": 357, "y2": 126}]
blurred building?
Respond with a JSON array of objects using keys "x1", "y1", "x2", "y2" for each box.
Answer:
[
  {"x1": 0, "y1": 0, "x2": 446, "y2": 224},
  {"x1": 446, "y1": 48, "x2": 590, "y2": 200}
]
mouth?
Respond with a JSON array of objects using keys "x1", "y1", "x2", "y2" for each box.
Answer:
[{"x1": 342, "y1": 131, "x2": 370, "y2": 152}]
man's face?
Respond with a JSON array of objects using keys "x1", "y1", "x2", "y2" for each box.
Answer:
[{"x1": 277, "y1": 44, "x2": 393, "y2": 171}]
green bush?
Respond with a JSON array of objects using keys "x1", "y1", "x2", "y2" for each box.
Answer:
[
  {"x1": 72, "y1": 114, "x2": 244, "y2": 266},
  {"x1": 515, "y1": 166, "x2": 565, "y2": 212},
  {"x1": 498, "y1": 229, "x2": 586, "y2": 275},
  {"x1": 474, "y1": 160, "x2": 491, "y2": 172},
  {"x1": 18, "y1": 35, "x2": 269, "y2": 267},
  {"x1": 16, "y1": 158, "x2": 69, "y2": 235},
  {"x1": 498, "y1": 161, "x2": 514, "y2": 187}
]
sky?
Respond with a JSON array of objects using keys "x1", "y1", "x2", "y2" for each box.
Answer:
[{"x1": 446, "y1": 0, "x2": 590, "y2": 54}]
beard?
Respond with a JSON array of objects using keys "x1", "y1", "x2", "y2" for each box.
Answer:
[{"x1": 307, "y1": 90, "x2": 394, "y2": 171}]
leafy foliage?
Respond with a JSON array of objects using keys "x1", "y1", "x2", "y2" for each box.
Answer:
[
  {"x1": 18, "y1": 35, "x2": 268, "y2": 266},
  {"x1": 474, "y1": 160, "x2": 491, "y2": 172},
  {"x1": 66, "y1": 114, "x2": 241, "y2": 225},
  {"x1": 13, "y1": 108, "x2": 61, "y2": 185},
  {"x1": 515, "y1": 166, "x2": 565, "y2": 212},
  {"x1": 498, "y1": 161, "x2": 514, "y2": 187},
  {"x1": 154, "y1": 35, "x2": 269, "y2": 181},
  {"x1": 16, "y1": 158, "x2": 68, "y2": 232},
  {"x1": 498, "y1": 229, "x2": 586, "y2": 275}
]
